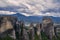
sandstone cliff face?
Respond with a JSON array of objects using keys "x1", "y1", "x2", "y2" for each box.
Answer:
[
  {"x1": 0, "y1": 18, "x2": 13, "y2": 33},
  {"x1": 0, "y1": 16, "x2": 17, "y2": 38}
]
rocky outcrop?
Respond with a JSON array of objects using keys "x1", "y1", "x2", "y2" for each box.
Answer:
[
  {"x1": 36, "y1": 23, "x2": 42, "y2": 40},
  {"x1": 0, "y1": 16, "x2": 17, "y2": 39},
  {"x1": 42, "y1": 17, "x2": 55, "y2": 40},
  {"x1": 28, "y1": 23, "x2": 35, "y2": 40}
]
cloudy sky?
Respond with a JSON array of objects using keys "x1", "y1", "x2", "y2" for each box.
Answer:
[{"x1": 0, "y1": 0, "x2": 60, "y2": 17}]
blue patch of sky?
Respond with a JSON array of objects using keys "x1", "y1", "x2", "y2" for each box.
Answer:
[
  {"x1": 53, "y1": 0, "x2": 60, "y2": 3},
  {"x1": 0, "y1": 6, "x2": 20, "y2": 12},
  {"x1": 41, "y1": 8, "x2": 60, "y2": 13}
]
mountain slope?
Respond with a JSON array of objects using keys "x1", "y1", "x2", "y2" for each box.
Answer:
[
  {"x1": 0, "y1": 13, "x2": 60, "y2": 23},
  {"x1": 12, "y1": 13, "x2": 60, "y2": 23}
]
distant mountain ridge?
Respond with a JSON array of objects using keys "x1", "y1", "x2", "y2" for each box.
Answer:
[
  {"x1": 11, "y1": 13, "x2": 43, "y2": 23},
  {"x1": 0, "y1": 13, "x2": 60, "y2": 23}
]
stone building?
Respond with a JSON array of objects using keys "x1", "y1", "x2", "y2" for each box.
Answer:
[{"x1": 42, "y1": 17, "x2": 55, "y2": 40}]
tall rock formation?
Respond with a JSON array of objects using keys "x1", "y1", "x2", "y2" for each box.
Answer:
[
  {"x1": 29, "y1": 23, "x2": 34, "y2": 40},
  {"x1": 0, "y1": 16, "x2": 17, "y2": 39},
  {"x1": 42, "y1": 17, "x2": 55, "y2": 40},
  {"x1": 36, "y1": 23, "x2": 42, "y2": 40}
]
